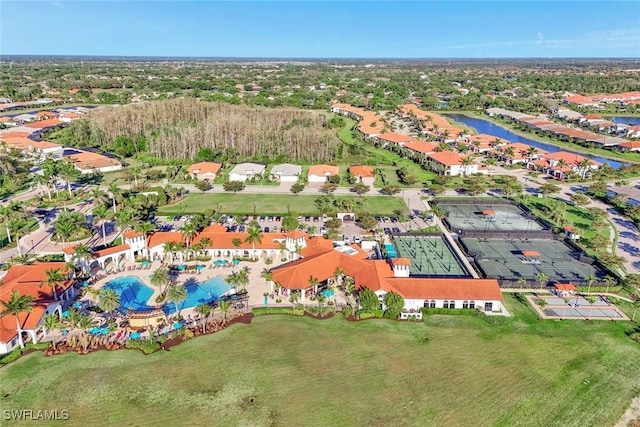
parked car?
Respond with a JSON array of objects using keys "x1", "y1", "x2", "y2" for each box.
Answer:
[
  {"x1": 353, "y1": 236, "x2": 362, "y2": 243},
  {"x1": 390, "y1": 217, "x2": 398, "y2": 223},
  {"x1": 275, "y1": 216, "x2": 281, "y2": 222},
  {"x1": 383, "y1": 217, "x2": 391, "y2": 223},
  {"x1": 259, "y1": 216, "x2": 266, "y2": 221},
  {"x1": 264, "y1": 227, "x2": 270, "y2": 233},
  {"x1": 375, "y1": 216, "x2": 382, "y2": 222},
  {"x1": 313, "y1": 216, "x2": 319, "y2": 222},
  {"x1": 320, "y1": 226, "x2": 327, "y2": 234},
  {"x1": 343, "y1": 235, "x2": 350, "y2": 242},
  {"x1": 297, "y1": 215, "x2": 303, "y2": 221},
  {"x1": 392, "y1": 227, "x2": 401, "y2": 233},
  {"x1": 268, "y1": 216, "x2": 274, "y2": 222},
  {"x1": 305, "y1": 216, "x2": 311, "y2": 222},
  {"x1": 383, "y1": 227, "x2": 392, "y2": 234},
  {"x1": 238, "y1": 225, "x2": 245, "y2": 232}
]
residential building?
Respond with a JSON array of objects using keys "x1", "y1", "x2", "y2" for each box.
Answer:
[
  {"x1": 308, "y1": 164, "x2": 339, "y2": 183},
  {"x1": 0, "y1": 263, "x2": 75, "y2": 355},
  {"x1": 426, "y1": 151, "x2": 483, "y2": 176},
  {"x1": 68, "y1": 151, "x2": 123, "y2": 174},
  {"x1": 228, "y1": 163, "x2": 266, "y2": 182},
  {"x1": 270, "y1": 163, "x2": 302, "y2": 182},
  {"x1": 348, "y1": 165, "x2": 375, "y2": 186},
  {"x1": 187, "y1": 162, "x2": 223, "y2": 181}
]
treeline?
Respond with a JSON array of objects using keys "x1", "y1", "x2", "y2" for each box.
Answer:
[{"x1": 66, "y1": 99, "x2": 341, "y2": 162}]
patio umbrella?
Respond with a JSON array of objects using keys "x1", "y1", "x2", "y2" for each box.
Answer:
[
  {"x1": 196, "y1": 265, "x2": 205, "y2": 271},
  {"x1": 72, "y1": 302, "x2": 82, "y2": 309},
  {"x1": 100, "y1": 328, "x2": 109, "y2": 335},
  {"x1": 173, "y1": 322, "x2": 183, "y2": 329},
  {"x1": 130, "y1": 332, "x2": 140, "y2": 339},
  {"x1": 232, "y1": 259, "x2": 240, "y2": 265},
  {"x1": 142, "y1": 260, "x2": 150, "y2": 267},
  {"x1": 62, "y1": 310, "x2": 70, "y2": 317},
  {"x1": 177, "y1": 265, "x2": 185, "y2": 271},
  {"x1": 82, "y1": 281, "x2": 89, "y2": 287}
]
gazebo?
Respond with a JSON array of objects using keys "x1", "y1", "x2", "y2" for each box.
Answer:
[
  {"x1": 555, "y1": 283, "x2": 577, "y2": 297},
  {"x1": 520, "y1": 250, "x2": 540, "y2": 264}
]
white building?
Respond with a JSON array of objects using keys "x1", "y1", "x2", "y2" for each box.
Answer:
[
  {"x1": 228, "y1": 163, "x2": 266, "y2": 182},
  {"x1": 270, "y1": 163, "x2": 302, "y2": 182}
]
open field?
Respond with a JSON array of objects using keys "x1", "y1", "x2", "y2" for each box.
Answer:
[
  {"x1": 157, "y1": 194, "x2": 407, "y2": 216},
  {"x1": 2, "y1": 299, "x2": 640, "y2": 426}
]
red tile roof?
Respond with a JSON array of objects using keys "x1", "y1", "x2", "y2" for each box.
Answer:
[
  {"x1": 521, "y1": 250, "x2": 539, "y2": 257},
  {"x1": 24, "y1": 118, "x2": 64, "y2": 129},
  {"x1": 555, "y1": 283, "x2": 576, "y2": 291},
  {"x1": 390, "y1": 258, "x2": 411, "y2": 266},
  {"x1": 0, "y1": 262, "x2": 73, "y2": 343},
  {"x1": 187, "y1": 162, "x2": 222, "y2": 175},
  {"x1": 123, "y1": 231, "x2": 143, "y2": 238},
  {"x1": 427, "y1": 151, "x2": 464, "y2": 166},
  {"x1": 349, "y1": 165, "x2": 375, "y2": 178},
  {"x1": 404, "y1": 141, "x2": 438, "y2": 154},
  {"x1": 308, "y1": 164, "x2": 339, "y2": 177},
  {"x1": 376, "y1": 132, "x2": 415, "y2": 144},
  {"x1": 92, "y1": 244, "x2": 130, "y2": 258}
]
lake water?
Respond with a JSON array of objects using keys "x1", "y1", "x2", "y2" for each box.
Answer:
[
  {"x1": 444, "y1": 114, "x2": 625, "y2": 169},
  {"x1": 611, "y1": 116, "x2": 640, "y2": 126}
]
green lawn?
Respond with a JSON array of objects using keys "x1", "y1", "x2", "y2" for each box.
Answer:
[
  {"x1": 337, "y1": 117, "x2": 437, "y2": 187},
  {"x1": 0, "y1": 218, "x2": 38, "y2": 248},
  {"x1": 520, "y1": 195, "x2": 610, "y2": 252},
  {"x1": 157, "y1": 193, "x2": 407, "y2": 216},
  {"x1": 2, "y1": 296, "x2": 640, "y2": 426}
]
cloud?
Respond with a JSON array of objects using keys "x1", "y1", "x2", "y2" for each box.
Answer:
[
  {"x1": 48, "y1": 2, "x2": 64, "y2": 9},
  {"x1": 536, "y1": 32, "x2": 544, "y2": 45}
]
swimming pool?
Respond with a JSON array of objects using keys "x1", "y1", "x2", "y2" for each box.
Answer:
[
  {"x1": 103, "y1": 276, "x2": 155, "y2": 313},
  {"x1": 164, "y1": 276, "x2": 233, "y2": 315},
  {"x1": 384, "y1": 243, "x2": 397, "y2": 258}
]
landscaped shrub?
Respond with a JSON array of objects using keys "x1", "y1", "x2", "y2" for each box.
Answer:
[
  {"x1": 125, "y1": 338, "x2": 160, "y2": 354},
  {"x1": 0, "y1": 343, "x2": 52, "y2": 365},
  {"x1": 357, "y1": 311, "x2": 376, "y2": 320},
  {"x1": 184, "y1": 329, "x2": 194, "y2": 339},
  {"x1": 252, "y1": 307, "x2": 304, "y2": 316},
  {"x1": 421, "y1": 308, "x2": 478, "y2": 316},
  {"x1": 475, "y1": 312, "x2": 512, "y2": 326},
  {"x1": 342, "y1": 306, "x2": 353, "y2": 317},
  {"x1": 371, "y1": 309, "x2": 384, "y2": 318}
]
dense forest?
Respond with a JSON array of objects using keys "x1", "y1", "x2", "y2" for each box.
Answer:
[{"x1": 67, "y1": 99, "x2": 341, "y2": 162}]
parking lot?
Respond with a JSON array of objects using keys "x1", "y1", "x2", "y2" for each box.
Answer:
[{"x1": 156, "y1": 213, "x2": 428, "y2": 245}]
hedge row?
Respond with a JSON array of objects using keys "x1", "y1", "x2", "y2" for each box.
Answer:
[
  {"x1": 252, "y1": 307, "x2": 304, "y2": 316},
  {"x1": 355, "y1": 309, "x2": 384, "y2": 319},
  {"x1": 576, "y1": 286, "x2": 622, "y2": 293},
  {"x1": 0, "y1": 343, "x2": 50, "y2": 365},
  {"x1": 421, "y1": 308, "x2": 478, "y2": 316}
]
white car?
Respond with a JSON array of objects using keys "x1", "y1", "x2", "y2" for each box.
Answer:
[{"x1": 353, "y1": 236, "x2": 362, "y2": 244}]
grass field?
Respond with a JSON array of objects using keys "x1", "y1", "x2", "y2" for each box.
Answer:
[
  {"x1": 2, "y1": 296, "x2": 640, "y2": 426},
  {"x1": 0, "y1": 218, "x2": 38, "y2": 248},
  {"x1": 157, "y1": 193, "x2": 407, "y2": 216}
]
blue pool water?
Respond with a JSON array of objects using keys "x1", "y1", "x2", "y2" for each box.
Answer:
[
  {"x1": 164, "y1": 276, "x2": 233, "y2": 315},
  {"x1": 611, "y1": 116, "x2": 640, "y2": 126},
  {"x1": 103, "y1": 276, "x2": 155, "y2": 313},
  {"x1": 384, "y1": 243, "x2": 397, "y2": 258}
]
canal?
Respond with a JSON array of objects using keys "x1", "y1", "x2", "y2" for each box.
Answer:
[
  {"x1": 444, "y1": 113, "x2": 627, "y2": 169},
  {"x1": 611, "y1": 116, "x2": 640, "y2": 126}
]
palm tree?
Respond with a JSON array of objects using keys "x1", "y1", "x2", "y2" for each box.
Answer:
[
  {"x1": 461, "y1": 156, "x2": 474, "y2": 176},
  {"x1": 265, "y1": 256, "x2": 273, "y2": 269},
  {"x1": 166, "y1": 284, "x2": 187, "y2": 317},
  {"x1": 517, "y1": 277, "x2": 527, "y2": 291},
  {"x1": 195, "y1": 303, "x2": 212, "y2": 333},
  {"x1": 163, "y1": 241, "x2": 177, "y2": 264},
  {"x1": 98, "y1": 289, "x2": 121, "y2": 314},
  {"x1": 150, "y1": 268, "x2": 170, "y2": 294},
  {"x1": 632, "y1": 299, "x2": 640, "y2": 322},
  {"x1": 316, "y1": 293, "x2": 326, "y2": 317},
  {"x1": 58, "y1": 160, "x2": 80, "y2": 198},
  {"x1": 0, "y1": 202, "x2": 23, "y2": 244},
  {"x1": 40, "y1": 268, "x2": 66, "y2": 300},
  {"x1": 244, "y1": 225, "x2": 263, "y2": 260},
  {"x1": 308, "y1": 276, "x2": 319, "y2": 298},
  {"x1": 43, "y1": 314, "x2": 62, "y2": 350},
  {"x1": 33, "y1": 173, "x2": 52, "y2": 202},
  {"x1": 219, "y1": 300, "x2": 231, "y2": 325},
  {"x1": 333, "y1": 266, "x2": 344, "y2": 288},
  {"x1": 586, "y1": 274, "x2": 596, "y2": 294},
  {"x1": 260, "y1": 269, "x2": 272, "y2": 292},
  {"x1": 73, "y1": 244, "x2": 92, "y2": 274},
  {"x1": 92, "y1": 204, "x2": 110, "y2": 247},
  {"x1": 199, "y1": 237, "x2": 212, "y2": 256},
  {"x1": 108, "y1": 184, "x2": 121, "y2": 214},
  {"x1": 536, "y1": 272, "x2": 549, "y2": 290},
  {"x1": 231, "y1": 238, "x2": 242, "y2": 256},
  {"x1": 289, "y1": 290, "x2": 300, "y2": 308},
  {"x1": 0, "y1": 290, "x2": 35, "y2": 349},
  {"x1": 603, "y1": 276, "x2": 616, "y2": 294},
  {"x1": 482, "y1": 157, "x2": 497, "y2": 177},
  {"x1": 135, "y1": 221, "x2": 156, "y2": 237},
  {"x1": 179, "y1": 223, "x2": 197, "y2": 257},
  {"x1": 234, "y1": 268, "x2": 250, "y2": 292}
]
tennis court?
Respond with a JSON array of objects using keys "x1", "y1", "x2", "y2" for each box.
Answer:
[
  {"x1": 463, "y1": 238, "x2": 603, "y2": 283},
  {"x1": 529, "y1": 295, "x2": 627, "y2": 320},
  {"x1": 439, "y1": 203, "x2": 544, "y2": 232},
  {"x1": 393, "y1": 235, "x2": 470, "y2": 277}
]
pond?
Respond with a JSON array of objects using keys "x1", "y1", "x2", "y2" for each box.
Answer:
[{"x1": 610, "y1": 116, "x2": 640, "y2": 126}]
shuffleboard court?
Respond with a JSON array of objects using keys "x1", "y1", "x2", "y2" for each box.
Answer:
[
  {"x1": 439, "y1": 203, "x2": 544, "y2": 232},
  {"x1": 528, "y1": 295, "x2": 628, "y2": 320},
  {"x1": 463, "y1": 238, "x2": 603, "y2": 284},
  {"x1": 393, "y1": 235, "x2": 470, "y2": 277}
]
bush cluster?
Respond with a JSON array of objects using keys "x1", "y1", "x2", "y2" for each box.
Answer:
[{"x1": 252, "y1": 307, "x2": 304, "y2": 316}]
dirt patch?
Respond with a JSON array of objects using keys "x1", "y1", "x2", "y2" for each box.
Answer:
[{"x1": 615, "y1": 396, "x2": 640, "y2": 427}]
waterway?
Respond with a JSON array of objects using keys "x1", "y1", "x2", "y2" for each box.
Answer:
[
  {"x1": 611, "y1": 116, "x2": 640, "y2": 126},
  {"x1": 444, "y1": 114, "x2": 626, "y2": 169}
]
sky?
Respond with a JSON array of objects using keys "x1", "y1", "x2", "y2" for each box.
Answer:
[{"x1": 1, "y1": 1, "x2": 640, "y2": 58}]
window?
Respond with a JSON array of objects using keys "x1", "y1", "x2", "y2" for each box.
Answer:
[
  {"x1": 469, "y1": 301, "x2": 475, "y2": 309},
  {"x1": 449, "y1": 301, "x2": 456, "y2": 309},
  {"x1": 484, "y1": 302, "x2": 493, "y2": 311},
  {"x1": 444, "y1": 300, "x2": 453, "y2": 309},
  {"x1": 462, "y1": 301, "x2": 469, "y2": 309},
  {"x1": 430, "y1": 300, "x2": 436, "y2": 308}
]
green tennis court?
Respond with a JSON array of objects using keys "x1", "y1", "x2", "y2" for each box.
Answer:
[
  {"x1": 463, "y1": 238, "x2": 603, "y2": 283},
  {"x1": 393, "y1": 235, "x2": 470, "y2": 277},
  {"x1": 439, "y1": 203, "x2": 544, "y2": 232}
]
